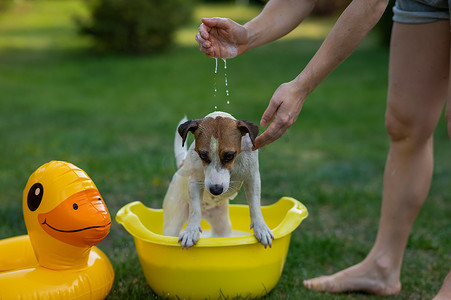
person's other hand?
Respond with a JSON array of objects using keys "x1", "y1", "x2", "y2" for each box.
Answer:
[
  {"x1": 196, "y1": 17, "x2": 248, "y2": 58},
  {"x1": 254, "y1": 80, "x2": 306, "y2": 149}
]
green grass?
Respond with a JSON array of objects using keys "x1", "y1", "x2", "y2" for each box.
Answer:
[{"x1": 0, "y1": 1, "x2": 450, "y2": 299}]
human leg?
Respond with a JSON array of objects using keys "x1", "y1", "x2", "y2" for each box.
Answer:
[
  {"x1": 435, "y1": 270, "x2": 451, "y2": 300},
  {"x1": 432, "y1": 37, "x2": 451, "y2": 300},
  {"x1": 446, "y1": 53, "x2": 451, "y2": 140},
  {"x1": 303, "y1": 20, "x2": 450, "y2": 295}
]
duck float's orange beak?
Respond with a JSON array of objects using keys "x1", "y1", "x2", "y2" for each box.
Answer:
[{"x1": 37, "y1": 189, "x2": 111, "y2": 248}]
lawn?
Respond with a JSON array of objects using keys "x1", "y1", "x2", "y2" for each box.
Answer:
[{"x1": 0, "y1": 1, "x2": 450, "y2": 299}]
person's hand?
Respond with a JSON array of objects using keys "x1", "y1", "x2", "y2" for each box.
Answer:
[
  {"x1": 254, "y1": 80, "x2": 306, "y2": 149},
  {"x1": 195, "y1": 17, "x2": 248, "y2": 58}
]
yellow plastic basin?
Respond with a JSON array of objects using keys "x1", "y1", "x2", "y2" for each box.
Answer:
[{"x1": 116, "y1": 197, "x2": 308, "y2": 299}]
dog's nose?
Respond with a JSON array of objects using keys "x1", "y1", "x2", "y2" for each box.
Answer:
[{"x1": 209, "y1": 184, "x2": 223, "y2": 196}]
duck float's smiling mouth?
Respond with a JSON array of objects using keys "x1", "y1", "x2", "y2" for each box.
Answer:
[
  {"x1": 41, "y1": 219, "x2": 112, "y2": 233},
  {"x1": 38, "y1": 189, "x2": 111, "y2": 247}
]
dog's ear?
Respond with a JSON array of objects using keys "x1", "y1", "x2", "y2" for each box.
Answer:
[
  {"x1": 178, "y1": 119, "x2": 201, "y2": 147},
  {"x1": 237, "y1": 120, "x2": 259, "y2": 147}
]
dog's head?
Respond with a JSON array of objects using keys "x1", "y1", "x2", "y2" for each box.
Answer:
[{"x1": 178, "y1": 116, "x2": 259, "y2": 196}]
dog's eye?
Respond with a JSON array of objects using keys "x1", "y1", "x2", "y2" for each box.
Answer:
[
  {"x1": 222, "y1": 152, "x2": 236, "y2": 163},
  {"x1": 198, "y1": 151, "x2": 211, "y2": 163}
]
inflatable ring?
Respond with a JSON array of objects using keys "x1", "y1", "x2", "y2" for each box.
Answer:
[{"x1": 0, "y1": 161, "x2": 114, "y2": 299}]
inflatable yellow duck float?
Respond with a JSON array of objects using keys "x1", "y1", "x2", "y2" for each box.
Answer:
[{"x1": 0, "y1": 161, "x2": 114, "y2": 299}]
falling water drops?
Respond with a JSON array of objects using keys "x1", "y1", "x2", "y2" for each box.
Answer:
[
  {"x1": 212, "y1": 58, "x2": 231, "y2": 110},
  {"x1": 224, "y1": 59, "x2": 229, "y2": 98}
]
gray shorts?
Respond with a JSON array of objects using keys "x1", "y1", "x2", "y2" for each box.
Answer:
[{"x1": 393, "y1": 0, "x2": 451, "y2": 23}]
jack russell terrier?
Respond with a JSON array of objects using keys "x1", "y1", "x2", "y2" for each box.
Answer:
[{"x1": 162, "y1": 111, "x2": 274, "y2": 249}]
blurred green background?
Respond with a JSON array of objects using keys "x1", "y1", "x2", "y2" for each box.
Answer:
[{"x1": 0, "y1": 1, "x2": 449, "y2": 299}]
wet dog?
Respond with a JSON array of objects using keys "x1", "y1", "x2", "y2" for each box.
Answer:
[{"x1": 162, "y1": 111, "x2": 274, "y2": 249}]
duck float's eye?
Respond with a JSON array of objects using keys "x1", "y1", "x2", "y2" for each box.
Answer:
[
  {"x1": 73, "y1": 203, "x2": 78, "y2": 210},
  {"x1": 27, "y1": 183, "x2": 43, "y2": 212}
]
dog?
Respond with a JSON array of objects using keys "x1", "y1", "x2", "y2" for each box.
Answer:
[{"x1": 162, "y1": 111, "x2": 274, "y2": 249}]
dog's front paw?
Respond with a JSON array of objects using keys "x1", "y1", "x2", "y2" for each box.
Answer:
[
  {"x1": 251, "y1": 221, "x2": 274, "y2": 248},
  {"x1": 178, "y1": 226, "x2": 202, "y2": 249}
]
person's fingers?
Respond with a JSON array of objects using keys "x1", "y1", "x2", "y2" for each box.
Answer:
[
  {"x1": 202, "y1": 45, "x2": 215, "y2": 57},
  {"x1": 201, "y1": 17, "x2": 230, "y2": 30},
  {"x1": 195, "y1": 33, "x2": 211, "y2": 49},
  {"x1": 253, "y1": 133, "x2": 271, "y2": 150},
  {"x1": 196, "y1": 32, "x2": 216, "y2": 57},
  {"x1": 260, "y1": 98, "x2": 280, "y2": 127},
  {"x1": 195, "y1": 33, "x2": 201, "y2": 44},
  {"x1": 198, "y1": 23, "x2": 209, "y2": 40},
  {"x1": 253, "y1": 122, "x2": 285, "y2": 149}
]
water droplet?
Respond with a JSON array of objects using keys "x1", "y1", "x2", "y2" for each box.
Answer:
[{"x1": 212, "y1": 58, "x2": 231, "y2": 109}]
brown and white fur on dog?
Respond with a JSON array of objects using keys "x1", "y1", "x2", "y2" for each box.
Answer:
[{"x1": 162, "y1": 111, "x2": 274, "y2": 249}]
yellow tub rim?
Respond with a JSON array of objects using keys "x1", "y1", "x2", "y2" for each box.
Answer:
[{"x1": 116, "y1": 196, "x2": 308, "y2": 247}]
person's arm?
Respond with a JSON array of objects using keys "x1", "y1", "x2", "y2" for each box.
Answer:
[
  {"x1": 295, "y1": 0, "x2": 389, "y2": 96},
  {"x1": 196, "y1": 0, "x2": 316, "y2": 58},
  {"x1": 244, "y1": 0, "x2": 317, "y2": 51},
  {"x1": 254, "y1": 0, "x2": 389, "y2": 148}
]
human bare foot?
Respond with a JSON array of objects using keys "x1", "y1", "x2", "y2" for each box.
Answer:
[{"x1": 303, "y1": 261, "x2": 401, "y2": 295}]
